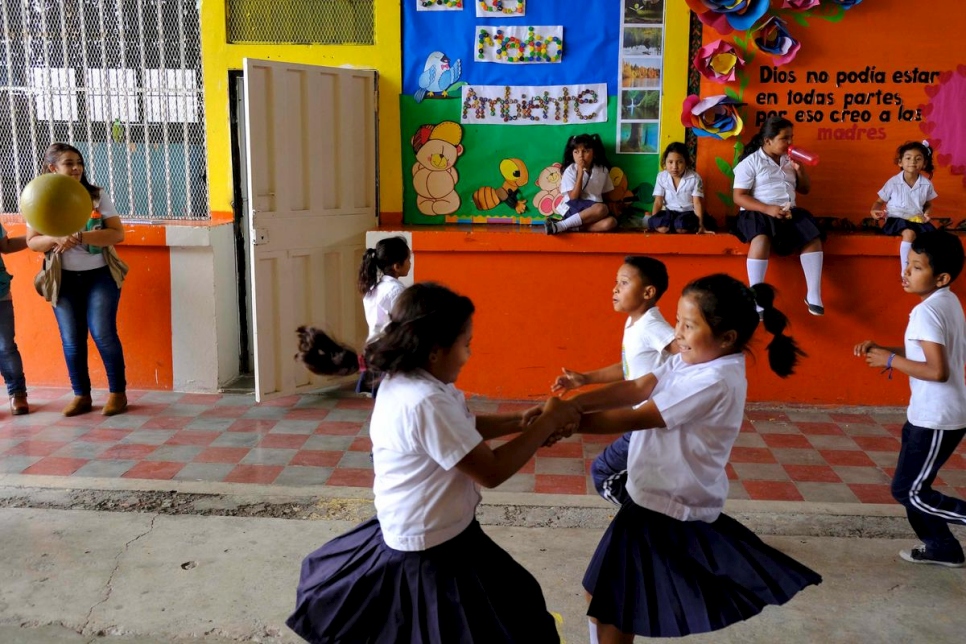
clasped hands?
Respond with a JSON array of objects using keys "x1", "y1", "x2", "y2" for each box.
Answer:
[
  {"x1": 520, "y1": 396, "x2": 582, "y2": 447},
  {"x1": 51, "y1": 232, "x2": 84, "y2": 254},
  {"x1": 853, "y1": 341, "x2": 891, "y2": 369}
]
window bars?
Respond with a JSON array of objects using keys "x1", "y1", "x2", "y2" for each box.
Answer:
[{"x1": 0, "y1": 0, "x2": 208, "y2": 219}]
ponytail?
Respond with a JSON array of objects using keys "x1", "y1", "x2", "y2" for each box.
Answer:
[
  {"x1": 357, "y1": 236, "x2": 411, "y2": 295},
  {"x1": 751, "y1": 283, "x2": 806, "y2": 377},
  {"x1": 739, "y1": 116, "x2": 794, "y2": 163}
]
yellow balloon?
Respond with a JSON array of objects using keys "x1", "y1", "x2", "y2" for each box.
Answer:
[{"x1": 19, "y1": 173, "x2": 93, "y2": 237}]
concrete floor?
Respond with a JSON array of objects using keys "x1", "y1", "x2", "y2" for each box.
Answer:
[{"x1": 1, "y1": 481, "x2": 965, "y2": 643}]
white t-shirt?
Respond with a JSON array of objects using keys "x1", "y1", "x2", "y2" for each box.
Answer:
[
  {"x1": 733, "y1": 148, "x2": 797, "y2": 209},
  {"x1": 622, "y1": 307, "x2": 675, "y2": 380},
  {"x1": 371, "y1": 370, "x2": 483, "y2": 551},
  {"x1": 905, "y1": 288, "x2": 966, "y2": 430},
  {"x1": 60, "y1": 190, "x2": 118, "y2": 272},
  {"x1": 877, "y1": 172, "x2": 938, "y2": 221},
  {"x1": 626, "y1": 353, "x2": 747, "y2": 523},
  {"x1": 559, "y1": 164, "x2": 614, "y2": 204},
  {"x1": 363, "y1": 275, "x2": 405, "y2": 343},
  {"x1": 652, "y1": 169, "x2": 704, "y2": 212}
]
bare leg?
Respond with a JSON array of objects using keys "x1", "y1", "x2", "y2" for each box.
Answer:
[
  {"x1": 748, "y1": 234, "x2": 771, "y2": 259},
  {"x1": 802, "y1": 238, "x2": 823, "y2": 253},
  {"x1": 585, "y1": 216, "x2": 618, "y2": 232},
  {"x1": 654, "y1": 226, "x2": 670, "y2": 233}
]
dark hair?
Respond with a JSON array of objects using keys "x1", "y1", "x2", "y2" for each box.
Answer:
[
  {"x1": 661, "y1": 142, "x2": 693, "y2": 168},
  {"x1": 895, "y1": 141, "x2": 935, "y2": 175},
  {"x1": 43, "y1": 143, "x2": 101, "y2": 201},
  {"x1": 682, "y1": 274, "x2": 805, "y2": 377},
  {"x1": 294, "y1": 326, "x2": 360, "y2": 376},
  {"x1": 561, "y1": 133, "x2": 611, "y2": 172},
  {"x1": 357, "y1": 236, "x2": 411, "y2": 295},
  {"x1": 623, "y1": 255, "x2": 669, "y2": 300},
  {"x1": 911, "y1": 230, "x2": 965, "y2": 282},
  {"x1": 738, "y1": 116, "x2": 794, "y2": 163},
  {"x1": 366, "y1": 282, "x2": 475, "y2": 375}
]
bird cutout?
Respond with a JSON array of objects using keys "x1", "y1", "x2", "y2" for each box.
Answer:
[
  {"x1": 415, "y1": 51, "x2": 463, "y2": 103},
  {"x1": 411, "y1": 121, "x2": 464, "y2": 216},
  {"x1": 111, "y1": 118, "x2": 124, "y2": 143},
  {"x1": 533, "y1": 163, "x2": 564, "y2": 217},
  {"x1": 472, "y1": 158, "x2": 530, "y2": 214}
]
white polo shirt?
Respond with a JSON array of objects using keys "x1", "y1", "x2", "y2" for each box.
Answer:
[
  {"x1": 363, "y1": 275, "x2": 405, "y2": 343},
  {"x1": 622, "y1": 307, "x2": 675, "y2": 380},
  {"x1": 652, "y1": 169, "x2": 704, "y2": 212},
  {"x1": 733, "y1": 148, "x2": 797, "y2": 209},
  {"x1": 559, "y1": 163, "x2": 614, "y2": 204},
  {"x1": 878, "y1": 172, "x2": 938, "y2": 220},
  {"x1": 371, "y1": 370, "x2": 483, "y2": 551},
  {"x1": 905, "y1": 288, "x2": 966, "y2": 430},
  {"x1": 626, "y1": 353, "x2": 747, "y2": 522}
]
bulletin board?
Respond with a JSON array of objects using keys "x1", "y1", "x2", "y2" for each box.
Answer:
[{"x1": 401, "y1": 1, "x2": 690, "y2": 225}]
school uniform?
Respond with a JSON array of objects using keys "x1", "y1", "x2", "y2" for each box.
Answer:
[
  {"x1": 890, "y1": 288, "x2": 966, "y2": 563},
  {"x1": 557, "y1": 163, "x2": 614, "y2": 218},
  {"x1": 287, "y1": 370, "x2": 560, "y2": 643},
  {"x1": 357, "y1": 275, "x2": 405, "y2": 395},
  {"x1": 732, "y1": 149, "x2": 823, "y2": 256},
  {"x1": 592, "y1": 308, "x2": 675, "y2": 505},
  {"x1": 583, "y1": 354, "x2": 821, "y2": 637},
  {"x1": 648, "y1": 169, "x2": 704, "y2": 233},
  {"x1": 878, "y1": 171, "x2": 938, "y2": 237}
]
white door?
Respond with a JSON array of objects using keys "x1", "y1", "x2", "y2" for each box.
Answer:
[{"x1": 243, "y1": 59, "x2": 377, "y2": 401}]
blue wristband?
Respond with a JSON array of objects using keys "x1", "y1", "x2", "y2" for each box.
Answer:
[{"x1": 887, "y1": 353, "x2": 895, "y2": 368}]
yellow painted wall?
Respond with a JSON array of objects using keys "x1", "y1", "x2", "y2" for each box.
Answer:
[
  {"x1": 199, "y1": 0, "x2": 402, "y2": 218},
  {"x1": 660, "y1": 1, "x2": 689, "y2": 151}
]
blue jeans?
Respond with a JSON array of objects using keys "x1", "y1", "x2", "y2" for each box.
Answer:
[
  {"x1": 53, "y1": 266, "x2": 126, "y2": 395},
  {"x1": 0, "y1": 300, "x2": 26, "y2": 396},
  {"x1": 591, "y1": 432, "x2": 632, "y2": 506},
  {"x1": 891, "y1": 421, "x2": 966, "y2": 560}
]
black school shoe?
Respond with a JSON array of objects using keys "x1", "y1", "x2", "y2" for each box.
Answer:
[
  {"x1": 899, "y1": 545, "x2": 965, "y2": 568},
  {"x1": 805, "y1": 299, "x2": 825, "y2": 316},
  {"x1": 545, "y1": 220, "x2": 559, "y2": 235}
]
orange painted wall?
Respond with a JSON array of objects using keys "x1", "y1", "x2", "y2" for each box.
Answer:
[
  {"x1": 2, "y1": 218, "x2": 173, "y2": 391},
  {"x1": 408, "y1": 227, "x2": 966, "y2": 405},
  {"x1": 695, "y1": 1, "x2": 966, "y2": 224}
]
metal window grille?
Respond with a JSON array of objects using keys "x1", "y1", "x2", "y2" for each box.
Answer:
[
  {"x1": 226, "y1": 0, "x2": 374, "y2": 45},
  {"x1": 0, "y1": 0, "x2": 209, "y2": 220}
]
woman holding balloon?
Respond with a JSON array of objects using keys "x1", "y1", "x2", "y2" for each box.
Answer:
[{"x1": 24, "y1": 143, "x2": 128, "y2": 417}]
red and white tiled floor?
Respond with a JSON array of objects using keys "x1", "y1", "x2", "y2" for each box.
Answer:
[{"x1": 2, "y1": 387, "x2": 966, "y2": 503}]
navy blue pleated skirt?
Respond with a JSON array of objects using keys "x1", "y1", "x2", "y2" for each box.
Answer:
[
  {"x1": 648, "y1": 209, "x2": 700, "y2": 233},
  {"x1": 583, "y1": 502, "x2": 822, "y2": 638},
  {"x1": 287, "y1": 517, "x2": 560, "y2": 644},
  {"x1": 734, "y1": 207, "x2": 823, "y2": 256},
  {"x1": 882, "y1": 217, "x2": 935, "y2": 237}
]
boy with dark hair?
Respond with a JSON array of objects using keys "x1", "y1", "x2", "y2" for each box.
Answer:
[
  {"x1": 552, "y1": 255, "x2": 676, "y2": 504},
  {"x1": 854, "y1": 230, "x2": 966, "y2": 567}
]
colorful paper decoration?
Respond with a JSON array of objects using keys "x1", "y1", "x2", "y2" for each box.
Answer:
[
  {"x1": 754, "y1": 16, "x2": 800, "y2": 66},
  {"x1": 460, "y1": 84, "x2": 607, "y2": 124},
  {"x1": 683, "y1": 0, "x2": 770, "y2": 35},
  {"x1": 476, "y1": 0, "x2": 525, "y2": 17},
  {"x1": 681, "y1": 94, "x2": 745, "y2": 140},
  {"x1": 476, "y1": 25, "x2": 563, "y2": 63},
  {"x1": 417, "y1": 0, "x2": 464, "y2": 11},
  {"x1": 693, "y1": 39, "x2": 744, "y2": 84}
]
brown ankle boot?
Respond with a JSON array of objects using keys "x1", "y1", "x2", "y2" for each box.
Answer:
[
  {"x1": 102, "y1": 393, "x2": 128, "y2": 416},
  {"x1": 10, "y1": 394, "x2": 29, "y2": 416},
  {"x1": 63, "y1": 395, "x2": 93, "y2": 417}
]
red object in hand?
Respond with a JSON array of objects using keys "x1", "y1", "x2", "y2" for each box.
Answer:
[{"x1": 788, "y1": 145, "x2": 819, "y2": 166}]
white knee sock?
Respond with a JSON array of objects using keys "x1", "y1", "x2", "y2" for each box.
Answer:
[
  {"x1": 556, "y1": 213, "x2": 584, "y2": 232},
  {"x1": 801, "y1": 251, "x2": 824, "y2": 306},
  {"x1": 747, "y1": 258, "x2": 768, "y2": 286},
  {"x1": 900, "y1": 241, "x2": 912, "y2": 274},
  {"x1": 588, "y1": 619, "x2": 600, "y2": 644}
]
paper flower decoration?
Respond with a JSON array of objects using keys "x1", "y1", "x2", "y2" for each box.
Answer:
[
  {"x1": 782, "y1": 0, "x2": 820, "y2": 9},
  {"x1": 693, "y1": 39, "x2": 745, "y2": 84},
  {"x1": 754, "y1": 16, "x2": 801, "y2": 66},
  {"x1": 829, "y1": 0, "x2": 864, "y2": 8},
  {"x1": 681, "y1": 95, "x2": 746, "y2": 140},
  {"x1": 684, "y1": 0, "x2": 771, "y2": 35}
]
